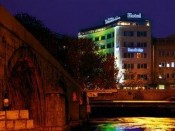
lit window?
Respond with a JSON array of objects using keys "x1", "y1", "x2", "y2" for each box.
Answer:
[
  {"x1": 171, "y1": 62, "x2": 174, "y2": 67},
  {"x1": 167, "y1": 63, "x2": 170, "y2": 67},
  {"x1": 146, "y1": 22, "x2": 150, "y2": 26},
  {"x1": 158, "y1": 85, "x2": 165, "y2": 90},
  {"x1": 158, "y1": 75, "x2": 162, "y2": 79},
  {"x1": 159, "y1": 62, "x2": 165, "y2": 67},
  {"x1": 137, "y1": 53, "x2": 141, "y2": 58}
]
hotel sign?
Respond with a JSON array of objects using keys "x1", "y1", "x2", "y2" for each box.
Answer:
[
  {"x1": 128, "y1": 48, "x2": 143, "y2": 53},
  {"x1": 105, "y1": 16, "x2": 121, "y2": 24},
  {"x1": 105, "y1": 13, "x2": 142, "y2": 25},
  {"x1": 127, "y1": 13, "x2": 141, "y2": 19}
]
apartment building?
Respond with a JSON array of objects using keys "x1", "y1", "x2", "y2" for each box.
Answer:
[{"x1": 153, "y1": 35, "x2": 175, "y2": 89}]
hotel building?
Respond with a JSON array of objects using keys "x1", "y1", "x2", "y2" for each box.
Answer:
[{"x1": 78, "y1": 13, "x2": 152, "y2": 88}]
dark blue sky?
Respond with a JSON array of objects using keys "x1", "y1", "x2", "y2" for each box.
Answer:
[{"x1": 1, "y1": 0, "x2": 175, "y2": 38}]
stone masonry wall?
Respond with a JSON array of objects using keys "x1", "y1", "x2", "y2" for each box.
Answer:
[{"x1": 0, "y1": 110, "x2": 34, "y2": 130}]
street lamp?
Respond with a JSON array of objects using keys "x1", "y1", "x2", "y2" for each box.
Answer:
[
  {"x1": 2, "y1": 36, "x2": 10, "y2": 111},
  {"x1": 2, "y1": 91, "x2": 9, "y2": 110}
]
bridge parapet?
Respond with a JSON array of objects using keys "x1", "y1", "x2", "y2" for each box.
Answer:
[{"x1": 85, "y1": 89, "x2": 175, "y2": 101}]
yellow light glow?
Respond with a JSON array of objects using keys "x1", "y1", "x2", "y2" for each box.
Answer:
[
  {"x1": 146, "y1": 22, "x2": 150, "y2": 26},
  {"x1": 96, "y1": 117, "x2": 175, "y2": 130},
  {"x1": 118, "y1": 21, "x2": 131, "y2": 26}
]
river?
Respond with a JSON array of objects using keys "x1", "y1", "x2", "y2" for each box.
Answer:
[{"x1": 74, "y1": 117, "x2": 175, "y2": 131}]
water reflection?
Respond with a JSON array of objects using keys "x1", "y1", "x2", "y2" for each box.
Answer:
[{"x1": 93, "y1": 117, "x2": 175, "y2": 131}]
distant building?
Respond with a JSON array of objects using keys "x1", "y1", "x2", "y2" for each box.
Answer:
[
  {"x1": 78, "y1": 13, "x2": 152, "y2": 88},
  {"x1": 153, "y1": 35, "x2": 175, "y2": 89}
]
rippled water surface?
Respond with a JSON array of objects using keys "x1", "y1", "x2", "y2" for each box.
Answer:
[{"x1": 87, "y1": 117, "x2": 175, "y2": 131}]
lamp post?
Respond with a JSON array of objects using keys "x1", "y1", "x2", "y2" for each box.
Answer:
[
  {"x1": 2, "y1": 91, "x2": 9, "y2": 110},
  {"x1": 2, "y1": 36, "x2": 9, "y2": 111}
]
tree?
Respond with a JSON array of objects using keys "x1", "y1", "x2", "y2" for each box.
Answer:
[
  {"x1": 58, "y1": 37, "x2": 104, "y2": 88},
  {"x1": 15, "y1": 13, "x2": 63, "y2": 57},
  {"x1": 97, "y1": 55, "x2": 118, "y2": 89},
  {"x1": 15, "y1": 13, "x2": 119, "y2": 89}
]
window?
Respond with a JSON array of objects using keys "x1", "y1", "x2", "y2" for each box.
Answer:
[
  {"x1": 107, "y1": 43, "x2": 112, "y2": 48},
  {"x1": 136, "y1": 53, "x2": 147, "y2": 58},
  {"x1": 172, "y1": 73, "x2": 175, "y2": 79},
  {"x1": 167, "y1": 62, "x2": 170, "y2": 67},
  {"x1": 101, "y1": 36, "x2": 105, "y2": 40},
  {"x1": 158, "y1": 74, "x2": 163, "y2": 79},
  {"x1": 137, "y1": 31, "x2": 147, "y2": 37},
  {"x1": 159, "y1": 50, "x2": 165, "y2": 57},
  {"x1": 101, "y1": 45, "x2": 105, "y2": 49},
  {"x1": 159, "y1": 62, "x2": 175, "y2": 68},
  {"x1": 95, "y1": 37, "x2": 99, "y2": 41},
  {"x1": 159, "y1": 62, "x2": 165, "y2": 67},
  {"x1": 123, "y1": 53, "x2": 134, "y2": 58},
  {"x1": 112, "y1": 32, "x2": 114, "y2": 37},
  {"x1": 166, "y1": 51, "x2": 171, "y2": 56},
  {"x1": 107, "y1": 34, "x2": 112, "y2": 39},
  {"x1": 123, "y1": 64, "x2": 134, "y2": 69},
  {"x1": 88, "y1": 38, "x2": 93, "y2": 41},
  {"x1": 137, "y1": 74, "x2": 147, "y2": 80},
  {"x1": 124, "y1": 74, "x2": 134, "y2": 80},
  {"x1": 124, "y1": 31, "x2": 134, "y2": 36},
  {"x1": 137, "y1": 42, "x2": 147, "y2": 47},
  {"x1": 124, "y1": 42, "x2": 134, "y2": 47},
  {"x1": 137, "y1": 64, "x2": 147, "y2": 69},
  {"x1": 167, "y1": 73, "x2": 169, "y2": 79}
]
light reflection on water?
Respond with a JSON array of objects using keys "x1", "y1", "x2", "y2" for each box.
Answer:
[{"x1": 93, "y1": 117, "x2": 175, "y2": 131}]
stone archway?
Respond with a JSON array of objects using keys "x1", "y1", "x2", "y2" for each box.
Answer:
[{"x1": 7, "y1": 46, "x2": 45, "y2": 127}]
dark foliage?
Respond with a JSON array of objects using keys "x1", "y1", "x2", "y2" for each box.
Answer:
[{"x1": 15, "y1": 13, "x2": 118, "y2": 89}]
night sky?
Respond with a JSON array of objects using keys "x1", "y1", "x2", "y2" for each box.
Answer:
[{"x1": 1, "y1": 0, "x2": 175, "y2": 38}]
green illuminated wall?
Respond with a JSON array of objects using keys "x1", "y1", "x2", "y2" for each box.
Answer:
[{"x1": 81, "y1": 27, "x2": 115, "y2": 56}]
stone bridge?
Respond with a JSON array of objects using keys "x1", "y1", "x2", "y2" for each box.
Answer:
[{"x1": 0, "y1": 5, "x2": 81, "y2": 130}]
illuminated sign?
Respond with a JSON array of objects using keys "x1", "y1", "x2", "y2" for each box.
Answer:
[
  {"x1": 105, "y1": 16, "x2": 121, "y2": 24},
  {"x1": 127, "y1": 13, "x2": 141, "y2": 19},
  {"x1": 128, "y1": 48, "x2": 143, "y2": 52},
  {"x1": 87, "y1": 92, "x2": 98, "y2": 97}
]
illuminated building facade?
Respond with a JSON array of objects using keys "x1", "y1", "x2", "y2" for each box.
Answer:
[
  {"x1": 78, "y1": 13, "x2": 152, "y2": 88},
  {"x1": 153, "y1": 35, "x2": 175, "y2": 89}
]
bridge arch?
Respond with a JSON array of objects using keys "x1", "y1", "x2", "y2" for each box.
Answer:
[
  {"x1": 0, "y1": 6, "x2": 81, "y2": 129},
  {"x1": 6, "y1": 45, "x2": 71, "y2": 127},
  {"x1": 7, "y1": 46, "x2": 45, "y2": 126}
]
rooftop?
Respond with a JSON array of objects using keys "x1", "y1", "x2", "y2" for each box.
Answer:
[{"x1": 79, "y1": 13, "x2": 149, "y2": 35}]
